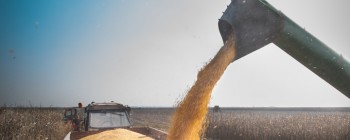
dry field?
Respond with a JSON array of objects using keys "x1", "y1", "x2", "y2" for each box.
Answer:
[
  {"x1": 129, "y1": 108, "x2": 174, "y2": 132},
  {"x1": 130, "y1": 107, "x2": 350, "y2": 140},
  {"x1": 2, "y1": 107, "x2": 350, "y2": 140},
  {"x1": 0, "y1": 107, "x2": 70, "y2": 140}
]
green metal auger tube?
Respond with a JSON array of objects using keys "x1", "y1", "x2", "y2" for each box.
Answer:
[{"x1": 219, "y1": 0, "x2": 350, "y2": 97}]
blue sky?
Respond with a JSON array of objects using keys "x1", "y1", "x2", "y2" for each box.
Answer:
[{"x1": 1, "y1": 0, "x2": 350, "y2": 107}]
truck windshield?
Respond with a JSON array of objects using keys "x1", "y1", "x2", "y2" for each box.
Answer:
[{"x1": 89, "y1": 111, "x2": 130, "y2": 128}]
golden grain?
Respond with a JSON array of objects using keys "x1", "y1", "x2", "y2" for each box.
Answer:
[{"x1": 167, "y1": 34, "x2": 236, "y2": 140}]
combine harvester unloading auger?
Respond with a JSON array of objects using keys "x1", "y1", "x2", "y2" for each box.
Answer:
[
  {"x1": 219, "y1": 0, "x2": 350, "y2": 97},
  {"x1": 169, "y1": 1, "x2": 350, "y2": 140}
]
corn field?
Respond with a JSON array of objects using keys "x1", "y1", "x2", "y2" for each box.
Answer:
[
  {"x1": 129, "y1": 108, "x2": 350, "y2": 140},
  {"x1": 205, "y1": 108, "x2": 350, "y2": 140},
  {"x1": 2, "y1": 107, "x2": 350, "y2": 140},
  {"x1": 0, "y1": 107, "x2": 71, "y2": 140}
]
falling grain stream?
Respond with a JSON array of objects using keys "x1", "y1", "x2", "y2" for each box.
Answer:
[{"x1": 167, "y1": 34, "x2": 236, "y2": 140}]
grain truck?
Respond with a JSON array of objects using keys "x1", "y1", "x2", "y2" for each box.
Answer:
[{"x1": 64, "y1": 102, "x2": 167, "y2": 140}]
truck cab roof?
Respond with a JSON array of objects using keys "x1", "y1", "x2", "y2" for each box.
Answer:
[{"x1": 86, "y1": 102, "x2": 128, "y2": 111}]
